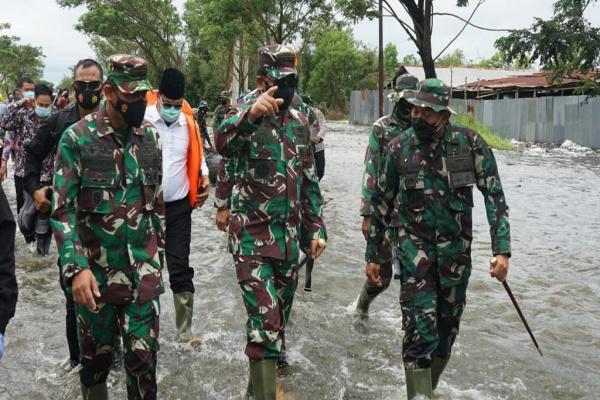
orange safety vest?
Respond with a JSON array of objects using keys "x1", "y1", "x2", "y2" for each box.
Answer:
[{"x1": 146, "y1": 90, "x2": 204, "y2": 208}]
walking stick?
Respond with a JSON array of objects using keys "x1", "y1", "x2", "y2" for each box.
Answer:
[
  {"x1": 491, "y1": 257, "x2": 543, "y2": 357},
  {"x1": 300, "y1": 239, "x2": 326, "y2": 292}
]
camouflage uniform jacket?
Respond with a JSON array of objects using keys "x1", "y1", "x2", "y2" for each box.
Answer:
[
  {"x1": 214, "y1": 156, "x2": 237, "y2": 209},
  {"x1": 212, "y1": 104, "x2": 230, "y2": 131},
  {"x1": 51, "y1": 103, "x2": 165, "y2": 305},
  {"x1": 0, "y1": 106, "x2": 54, "y2": 181},
  {"x1": 366, "y1": 124, "x2": 511, "y2": 264},
  {"x1": 215, "y1": 94, "x2": 326, "y2": 261},
  {"x1": 360, "y1": 111, "x2": 409, "y2": 216}
]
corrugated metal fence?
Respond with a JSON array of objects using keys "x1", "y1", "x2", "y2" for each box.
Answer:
[{"x1": 349, "y1": 90, "x2": 600, "y2": 148}]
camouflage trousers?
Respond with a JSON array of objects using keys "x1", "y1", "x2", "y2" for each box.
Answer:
[
  {"x1": 76, "y1": 298, "x2": 160, "y2": 399},
  {"x1": 397, "y1": 234, "x2": 472, "y2": 370},
  {"x1": 233, "y1": 255, "x2": 299, "y2": 360}
]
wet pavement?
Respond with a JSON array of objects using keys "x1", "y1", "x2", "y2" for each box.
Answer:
[{"x1": 0, "y1": 121, "x2": 599, "y2": 399}]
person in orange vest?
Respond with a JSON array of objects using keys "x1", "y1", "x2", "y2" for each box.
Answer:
[{"x1": 145, "y1": 68, "x2": 209, "y2": 345}]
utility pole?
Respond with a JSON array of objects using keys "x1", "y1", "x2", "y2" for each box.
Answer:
[{"x1": 378, "y1": 0, "x2": 384, "y2": 117}]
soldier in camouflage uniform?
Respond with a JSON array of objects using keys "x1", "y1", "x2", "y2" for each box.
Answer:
[
  {"x1": 51, "y1": 55, "x2": 164, "y2": 400},
  {"x1": 355, "y1": 74, "x2": 418, "y2": 326},
  {"x1": 215, "y1": 44, "x2": 327, "y2": 400},
  {"x1": 212, "y1": 90, "x2": 232, "y2": 131},
  {"x1": 365, "y1": 79, "x2": 511, "y2": 399}
]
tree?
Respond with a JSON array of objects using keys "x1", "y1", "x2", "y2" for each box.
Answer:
[
  {"x1": 56, "y1": 0, "x2": 184, "y2": 84},
  {"x1": 306, "y1": 29, "x2": 377, "y2": 112},
  {"x1": 401, "y1": 53, "x2": 421, "y2": 65},
  {"x1": 495, "y1": 0, "x2": 599, "y2": 91},
  {"x1": 475, "y1": 50, "x2": 531, "y2": 69},
  {"x1": 57, "y1": 75, "x2": 74, "y2": 91},
  {"x1": 384, "y1": 42, "x2": 399, "y2": 81},
  {"x1": 0, "y1": 23, "x2": 45, "y2": 95},
  {"x1": 337, "y1": 0, "x2": 493, "y2": 78},
  {"x1": 435, "y1": 48, "x2": 466, "y2": 66}
]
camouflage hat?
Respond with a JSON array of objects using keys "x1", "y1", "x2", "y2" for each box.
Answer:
[
  {"x1": 387, "y1": 74, "x2": 418, "y2": 103},
  {"x1": 219, "y1": 90, "x2": 232, "y2": 98},
  {"x1": 106, "y1": 54, "x2": 152, "y2": 94},
  {"x1": 404, "y1": 78, "x2": 455, "y2": 114},
  {"x1": 258, "y1": 44, "x2": 298, "y2": 80},
  {"x1": 198, "y1": 100, "x2": 209, "y2": 110}
]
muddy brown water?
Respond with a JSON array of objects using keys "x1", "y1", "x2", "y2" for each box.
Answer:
[{"x1": 0, "y1": 121, "x2": 599, "y2": 399}]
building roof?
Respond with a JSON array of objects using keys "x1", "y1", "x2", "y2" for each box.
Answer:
[
  {"x1": 404, "y1": 66, "x2": 536, "y2": 88},
  {"x1": 459, "y1": 71, "x2": 596, "y2": 90}
]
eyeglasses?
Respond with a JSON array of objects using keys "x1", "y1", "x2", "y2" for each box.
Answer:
[{"x1": 74, "y1": 80, "x2": 103, "y2": 91}]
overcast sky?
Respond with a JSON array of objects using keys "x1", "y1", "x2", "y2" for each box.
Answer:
[{"x1": 2, "y1": 0, "x2": 600, "y2": 84}]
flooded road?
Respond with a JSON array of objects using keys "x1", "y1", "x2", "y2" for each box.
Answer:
[{"x1": 1, "y1": 121, "x2": 599, "y2": 399}]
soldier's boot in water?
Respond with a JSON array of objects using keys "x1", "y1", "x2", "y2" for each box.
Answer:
[
  {"x1": 405, "y1": 368, "x2": 433, "y2": 400},
  {"x1": 81, "y1": 382, "x2": 108, "y2": 400},
  {"x1": 431, "y1": 357, "x2": 449, "y2": 391},
  {"x1": 244, "y1": 369, "x2": 254, "y2": 399},
  {"x1": 249, "y1": 358, "x2": 277, "y2": 400},
  {"x1": 277, "y1": 333, "x2": 289, "y2": 369},
  {"x1": 173, "y1": 291, "x2": 203, "y2": 346},
  {"x1": 352, "y1": 283, "x2": 373, "y2": 332}
]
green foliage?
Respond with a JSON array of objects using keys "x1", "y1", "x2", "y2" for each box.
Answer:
[
  {"x1": 401, "y1": 53, "x2": 421, "y2": 65},
  {"x1": 436, "y1": 49, "x2": 466, "y2": 67},
  {"x1": 0, "y1": 23, "x2": 45, "y2": 96},
  {"x1": 57, "y1": 0, "x2": 184, "y2": 86},
  {"x1": 57, "y1": 75, "x2": 74, "y2": 91},
  {"x1": 495, "y1": 0, "x2": 599, "y2": 92},
  {"x1": 455, "y1": 114, "x2": 514, "y2": 150},
  {"x1": 306, "y1": 28, "x2": 377, "y2": 112},
  {"x1": 384, "y1": 43, "x2": 399, "y2": 81},
  {"x1": 475, "y1": 50, "x2": 532, "y2": 69}
]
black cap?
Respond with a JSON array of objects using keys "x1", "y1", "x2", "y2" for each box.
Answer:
[{"x1": 159, "y1": 68, "x2": 185, "y2": 100}]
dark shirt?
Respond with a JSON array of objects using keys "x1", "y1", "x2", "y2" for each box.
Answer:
[
  {"x1": 24, "y1": 103, "x2": 80, "y2": 195},
  {"x1": 0, "y1": 185, "x2": 17, "y2": 334}
]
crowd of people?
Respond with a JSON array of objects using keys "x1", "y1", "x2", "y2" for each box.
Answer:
[{"x1": 0, "y1": 42, "x2": 511, "y2": 400}]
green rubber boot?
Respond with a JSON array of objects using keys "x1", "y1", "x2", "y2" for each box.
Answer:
[
  {"x1": 405, "y1": 368, "x2": 433, "y2": 400},
  {"x1": 81, "y1": 382, "x2": 108, "y2": 400},
  {"x1": 173, "y1": 291, "x2": 202, "y2": 345},
  {"x1": 244, "y1": 368, "x2": 254, "y2": 399},
  {"x1": 431, "y1": 357, "x2": 449, "y2": 391},
  {"x1": 249, "y1": 359, "x2": 277, "y2": 400},
  {"x1": 355, "y1": 282, "x2": 372, "y2": 314}
]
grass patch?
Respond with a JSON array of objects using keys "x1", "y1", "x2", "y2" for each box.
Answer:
[{"x1": 455, "y1": 114, "x2": 515, "y2": 151}]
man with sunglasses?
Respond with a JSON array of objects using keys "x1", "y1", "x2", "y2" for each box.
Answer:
[
  {"x1": 215, "y1": 44, "x2": 327, "y2": 400},
  {"x1": 145, "y1": 68, "x2": 209, "y2": 346},
  {"x1": 52, "y1": 54, "x2": 165, "y2": 399},
  {"x1": 23, "y1": 58, "x2": 108, "y2": 370}
]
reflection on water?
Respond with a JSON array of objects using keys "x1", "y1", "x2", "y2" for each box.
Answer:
[{"x1": 1, "y1": 121, "x2": 599, "y2": 399}]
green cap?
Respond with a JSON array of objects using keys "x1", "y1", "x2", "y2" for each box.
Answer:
[
  {"x1": 404, "y1": 78, "x2": 455, "y2": 114},
  {"x1": 106, "y1": 54, "x2": 152, "y2": 94},
  {"x1": 258, "y1": 44, "x2": 298, "y2": 80},
  {"x1": 387, "y1": 74, "x2": 418, "y2": 103}
]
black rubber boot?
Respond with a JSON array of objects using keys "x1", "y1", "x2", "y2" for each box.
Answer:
[{"x1": 81, "y1": 382, "x2": 108, "y2": 400}]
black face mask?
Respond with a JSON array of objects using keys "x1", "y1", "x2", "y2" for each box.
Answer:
[
  {"x1": 110, "y1": 95, "x2": 147, "y2": 128},
  {"x1": 412, "y1": 117, "x2": 438, "y2": 141},
  {"x1": 76, "y1": 87, "x2": 102, "y2": 110}
]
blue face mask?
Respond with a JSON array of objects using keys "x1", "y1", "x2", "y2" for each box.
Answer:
[
  {"x1": 35, "y1": 105, "x2": 52, "y2": 118},
  {"x1": 23, "y1": 91, "x2": 35, "y2": 99},
  {"x1": 160, "y1": 105, "x2": 182, "y2": 123}
]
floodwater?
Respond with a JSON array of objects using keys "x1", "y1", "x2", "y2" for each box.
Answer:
[{"x1": 1, "y1": 121, "x2": 599, "y2": 399}]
